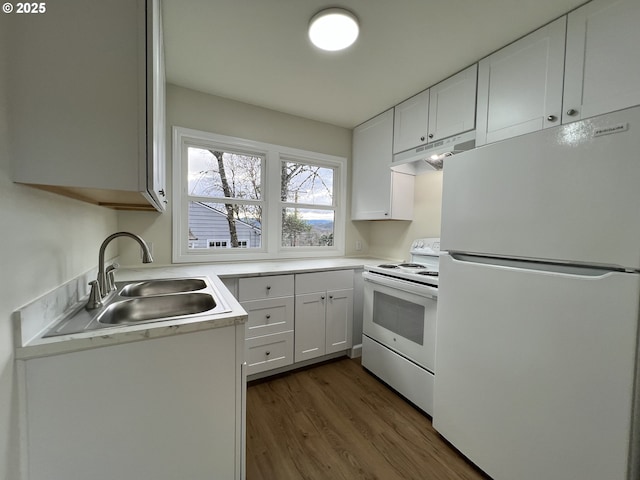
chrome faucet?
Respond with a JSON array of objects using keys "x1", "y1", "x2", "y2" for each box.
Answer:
[{"x1": 95, "y1": 232, "x2": 153, "y2": 300}]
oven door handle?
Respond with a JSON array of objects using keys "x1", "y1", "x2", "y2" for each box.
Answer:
[{"x1": 363, "y1": 271, "x2": 438, "y2": 298}]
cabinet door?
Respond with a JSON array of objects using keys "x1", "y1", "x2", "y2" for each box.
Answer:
[
  {"x1": 563, "y1": 0, "x2": 640, "y2": 123},
  {"x1": 294, "y1": 292, "x2": 327, "y2": 362},
  {"x1": 388, "y1": 171, "x2": 414, "y2": 220},
  {"x1": 476, "y1": 17, "x2": 566, "y2": 146},
  {"x1": 147, "y1": 0, "x2": 168, "y2": 210},
  {"x1": 24, "y1": 328, "x2": 241, "y2": 480},
  {"x1": 10, "y1": 0, "x2": 141, "y2": 190},
  {"x1": 9, "y1": 0, "x2": 165, "y2": 211},
  {"x1": 325, "y1": 288, "x2": 353, "y2": 354},
  {"x1": 351, "y1": 109, "x2": 394, "y2": 220},
  {"x1": 428, "y1": 65, "x2": 477, "y2": 141},
  {"x1": 393, "y1": 89, "x2": 430, "y2": 153}
]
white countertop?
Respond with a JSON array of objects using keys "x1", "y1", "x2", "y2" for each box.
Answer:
[
  {"x1": 14, "y1": 274, "x2": 247, "y2": 360},
  {"x1": 14, "y1": 256, "x2": 389, "y2": 360},
  {"x1": 114, "y1": 256, "x2": 389, "y2": 281}
]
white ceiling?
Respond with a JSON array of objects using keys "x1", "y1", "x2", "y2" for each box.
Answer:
[{"x1": 162, "y1": 0, "x2": 587, "y2": 129}]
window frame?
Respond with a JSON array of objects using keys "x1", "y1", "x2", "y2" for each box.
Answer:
[{"x1": 172, "y1": 126, "x2": 346, "y2": 263}]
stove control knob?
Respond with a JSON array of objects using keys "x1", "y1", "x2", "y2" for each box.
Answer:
[{"x1": 418, "y1": 241, "x2": 424, "y2": 248}]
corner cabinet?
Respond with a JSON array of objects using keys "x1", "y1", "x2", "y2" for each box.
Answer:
[
  {"x1": 20, "y1": 326, "x2": 245, "y2": 480},
  {"x1": 563, "y1": 0, "x2": 640, "y2": 124},
  {"x1": 295, "y1": 270, "x2": 354, "y2": 362},
  {"x1": 9, "y1": 0, "x2": 167, "y2": 211},
  {"x1": 351, "y1": 109, "x2": 414, "y2": 220},
  {"x1": 475, "y1": 17, "x2": 566, "y2": 146}
]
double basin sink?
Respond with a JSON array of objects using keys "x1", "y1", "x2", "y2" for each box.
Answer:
[{"x1": 45, "y1": 277, "x2": 231, "y2": 337}]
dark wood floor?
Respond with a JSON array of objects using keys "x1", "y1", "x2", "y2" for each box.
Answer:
[{"x1": 246, "y1": 357, "x2": 490, "y2": 480}]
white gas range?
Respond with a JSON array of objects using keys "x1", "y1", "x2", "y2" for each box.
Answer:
[{"x1": 361, "y1": 238, "x2": 440, "y2": 416}]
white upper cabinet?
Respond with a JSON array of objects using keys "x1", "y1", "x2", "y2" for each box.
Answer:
[
  {"x1": 476, "y1": 17, "x2": 566, "y2": 146},
  {"x1": 393, "y1": 89, "x2": 430, "y2": 154},
  {"x1": 563, "y1": 0, "x2": 640, "y2": 123},
  {"x1": 149, "y1": 0, "x2": 167, "y2": 209},
  {"x1": 9, "y1": 0, "x2": 166, "y2": 211},
  {"x1": 428, "y1": 64, "x2": 478, "y2": 142},
  {"x1": 393, "y1": 65, "x2": 477, "y2": 154},
  {"x1": 352, "y1": 109, "x2": 414, "y2": 221}
]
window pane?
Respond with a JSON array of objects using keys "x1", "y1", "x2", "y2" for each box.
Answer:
[
  {"x1": 281, "y1": 162, "x2": 333, "y2": 205},
  {"x1": 281, "y1": 208, "x2": 334, "y2": 247},
  {"x1": 188, "y1": 147, "x2": 262, "y2": 200},
  {"x1": 188, "y1": 201, "x2": 262, "y2": 249}
]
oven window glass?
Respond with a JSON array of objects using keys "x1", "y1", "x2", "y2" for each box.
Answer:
[{"x1": 372, "y1": 291, "x2": 425, "y2": 345}]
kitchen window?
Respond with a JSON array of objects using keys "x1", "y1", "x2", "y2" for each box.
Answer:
[{"x1": 173, "y1": 127, "x2": 346, "y2": 262}]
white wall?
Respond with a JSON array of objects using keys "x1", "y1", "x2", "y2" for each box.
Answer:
[
  {"x1": 0, "y1": 22, "x2": 118, "y2": 480},
  {"x1": 367, "y1": 172, "x2": 443, "y2": 261},
  {"x1": 116, "y1": 84, "x2": 443, "y2": 266},
  {"x1": 118, "y1": 84, "x2": 370, "y2": 265}
]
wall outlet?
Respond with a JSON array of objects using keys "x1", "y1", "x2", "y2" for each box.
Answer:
[{"x1": 355, "y1": 240, "x2": 362, "y2": 251}]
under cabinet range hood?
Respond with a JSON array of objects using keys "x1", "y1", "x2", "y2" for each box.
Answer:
[{"x1": 391, "y1": 130, "x2": 476, "y2": 174}]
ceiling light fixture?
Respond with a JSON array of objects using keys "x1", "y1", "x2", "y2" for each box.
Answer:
[{"x1": 308, "y1": 8, "x2": 359, "y2": 52}]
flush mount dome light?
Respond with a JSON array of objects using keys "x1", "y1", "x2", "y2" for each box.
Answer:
[{"x1": 308, "y1": 8, "x2": 359, "y2": 51}]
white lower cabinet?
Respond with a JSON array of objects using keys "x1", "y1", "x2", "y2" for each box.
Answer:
[
  {"x1": 239, "y1": 275, "x2": 295, "y2": 375},
  {"x1": 239, "y1": 270, "x2": 354, "y2": 375},
  {"x1": 246, "y1": 331, "x2": 294, "y2": 374},
  {"x1": 20, "y1": 326, "x2": 245, "y2": 480},
  {"x1": 295, "y1": 271, "x2": 354, "y2": 363}
]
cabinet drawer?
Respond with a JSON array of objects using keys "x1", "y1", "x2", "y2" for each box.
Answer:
[
  {"x1": 242, "y1": 297, "x2": 294, "y2": 339},
  {"x1": 295, "y1": 270, "x2": 354, "y2": 294},
  {"x1": 239, "y1": 275, "x2": 294, "y2": 301},
  {"x1": 246, "y1": 331, "x2": 294, "y2": 375}
]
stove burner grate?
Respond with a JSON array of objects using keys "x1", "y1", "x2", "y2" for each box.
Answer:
[{"x1": 378, "y1": 264, "x2": 400, "y2": 269}]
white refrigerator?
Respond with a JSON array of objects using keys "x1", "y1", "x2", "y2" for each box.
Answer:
[{"x1": 433, "y1": 106, "x2": 640, "y2": 480}]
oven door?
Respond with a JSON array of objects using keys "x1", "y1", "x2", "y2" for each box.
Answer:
[{"x1": 362, "y1": 271, "x2": 437, "y2": 372}]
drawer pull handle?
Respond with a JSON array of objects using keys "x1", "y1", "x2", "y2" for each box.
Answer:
[
  {"x1": 321, "y1": 296, "x2": 325, "y2": 300},
  {"x1": 329, "y1": 295, "x2": 333, "y2": 299},
  {"x1": 266, "y1": 286, "x2": 271, "y2": 291},
  {"x1": 265, "y1": 351, "x2": 271, "y2": 356},
  {"x1": 266, "y1": 314, "x2": 271, "y2": 320}
]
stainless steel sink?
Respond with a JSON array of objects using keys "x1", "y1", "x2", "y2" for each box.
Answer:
[
  {"x1": 97, "y1": 293, "x2": 217, "y2": 325},
  {"x1": 119, "y1": 278, "x2": 207, "y2": 297},
  {"x1": 43, "y1": 276, "x2": 232, "y2": 337}
]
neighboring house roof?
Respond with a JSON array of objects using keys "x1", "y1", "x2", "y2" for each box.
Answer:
[
  {"x1": 192, "y1": 202, "x2": 261, "y2": 233},
  {"x1": 188, "y1": 202, "x2": 262, "y2": 248}
]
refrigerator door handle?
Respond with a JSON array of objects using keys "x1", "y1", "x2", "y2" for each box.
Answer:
[{"x1": 448, "y1": 253, "x2": 621, "y2": 278}]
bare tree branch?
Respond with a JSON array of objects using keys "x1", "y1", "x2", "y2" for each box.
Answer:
[{"x1": 211, "y1": 150, "x2": 239, "y2": 247}]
